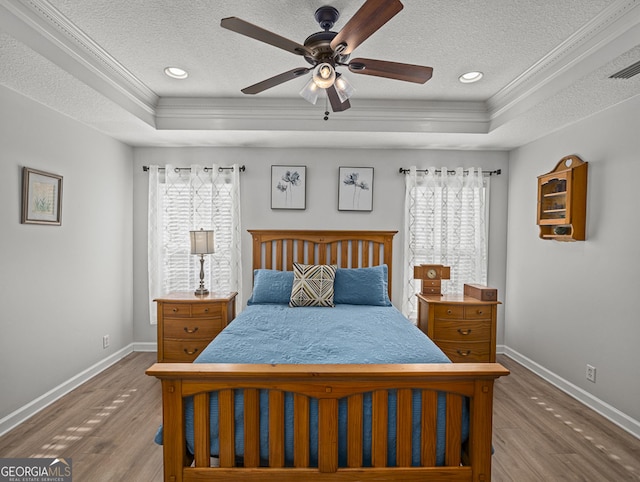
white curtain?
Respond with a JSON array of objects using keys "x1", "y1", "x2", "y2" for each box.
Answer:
[
  {"x1": 402, "y1": 166, "x2": 488, "y2": 319},
  {"x1": 147, "y1": 164, "x2": 242, "y2": 324}
]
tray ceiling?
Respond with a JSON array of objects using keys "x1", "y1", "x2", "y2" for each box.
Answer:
[{"x1": 0, "y1": 0, "x2": 639, "y2": 149}]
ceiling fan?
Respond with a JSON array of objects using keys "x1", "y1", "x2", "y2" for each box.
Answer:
[{"x1": 220, "y1": 0, "x2": 433, "y2": 113}]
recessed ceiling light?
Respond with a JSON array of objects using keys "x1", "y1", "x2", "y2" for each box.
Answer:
[
  {"x1": 164, "y1": 67, "x2": 188, "y2": 79},
  {"x1": 459, "y1": 71, "x2": 483, "y2": 83}
]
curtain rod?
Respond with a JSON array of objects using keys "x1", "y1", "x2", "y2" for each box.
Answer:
[
  {"x1": 142, "y1": 165, "x2": 245, "y2": 173},
  {"x1": 398, "y1": 167, "x2": 501, "y2": 176}
]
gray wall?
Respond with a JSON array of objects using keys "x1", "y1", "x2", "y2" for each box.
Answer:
[
  {"x1": 4, "y1": 76, "x2": 639, "y2": 435},
  {"x1": 132, "y1": 148, "x2": 509, "y2": 347},
  {"x1": 505, "y1": 94, "x2": 640, "y2": 424},
  {"x1": 0, "y1": 86, "x2": 134, "y2": 420}
]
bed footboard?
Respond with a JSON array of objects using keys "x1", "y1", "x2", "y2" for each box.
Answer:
[{"x1": 147, "y1": 362, "x2": 509, "y2": 481}]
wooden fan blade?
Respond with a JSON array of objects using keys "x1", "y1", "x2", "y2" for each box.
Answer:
[
  {"x1": 221, "y1": 17, "x2": 311, "y2": 56},
  {"x1": 326, "y1": 84, "x2": 351, "y2": 112},
  {"x1": 348, "y1": 57, "x2": 433, "y2": 83},
  {"x1": 241, "y1": 68, "x2": 310, "y2": 95},
  {"x1": 330, "y1": 0, "x2": 403, "y2": 56}
]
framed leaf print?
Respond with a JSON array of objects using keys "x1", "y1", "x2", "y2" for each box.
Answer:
[
  {"x1": 338, "y1": 167, "x2": 373, "y2": 211},
  {"x1": 271, "y1": 165, "x2": 306, "y2": 210}
]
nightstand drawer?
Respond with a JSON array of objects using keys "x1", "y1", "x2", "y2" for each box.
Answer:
[
  {"x1": 162, "y1": 303, "x2": 192, "y2": 317},
  {"x1": 162, "y1": 339, "x2": 212, "y2": 362},
  {"x1": 192, "y1": 303, "x2": 222, "y2": 317},
  {"x1": 434, "y1": 305, "x2": 464, "y2": 319},
  {"x1": 464, "y1": 305, "x2": 491, "y2": 320},
  {"x1": 437, "y1": 341, "x2": 491, "y2": 363},
  {"x1": 433, "y1": 320, "x2": 490, "y2": 342},
  {"x1": 163, "y1": 317, "x2": 223, "y2": 339}
]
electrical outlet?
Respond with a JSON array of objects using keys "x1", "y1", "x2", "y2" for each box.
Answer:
[
  {"x1": 586, "y1": 364, "x2": 596, "y2": 383},
  {"x1": 103, "y1": 335, "x2": 110, "y2": 349}
]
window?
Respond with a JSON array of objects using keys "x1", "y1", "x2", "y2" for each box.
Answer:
[
  {"x1": 147, "y1": 164, "x2": 242, "y2": 324},
  {"x1": 402, "y1": 167, "x2": 489, "y2": 319}
]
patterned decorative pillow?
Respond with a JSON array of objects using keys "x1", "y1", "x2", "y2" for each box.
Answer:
[{"x1": 289, "y1": 263, "x2": 337, "y2": 307}]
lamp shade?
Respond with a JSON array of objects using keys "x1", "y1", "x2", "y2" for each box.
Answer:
[
  {"x1": 335, "y1": 74, "x2": 355, "y2": 103},
  {"x1": 312, "y1": 63, "x2": 336, "y2": 88},
  {"x1": 299, "y1": 77, "x2": 320, "y2": 105},
  {"x1": 190, "y1": 229, "x2": 215, "y2": 254}
]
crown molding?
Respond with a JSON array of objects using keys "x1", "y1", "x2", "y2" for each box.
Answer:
[
  {"x1": 0, "y1": 0, "x2": 158, "y2": 125},
  {"x1": 487, "y1": 0, "x2": 640, "y2": 129},
  {"x1": 155, "y1": 97, "x2": 490, "y2": 133}
]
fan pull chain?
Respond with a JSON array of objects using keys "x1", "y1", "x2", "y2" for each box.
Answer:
[{"x1": 324, "y1": 94, "x2": 330, "y2": 121}]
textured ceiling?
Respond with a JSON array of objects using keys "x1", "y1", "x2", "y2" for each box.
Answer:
[{"x1": 1, "y1": 0, "x2": 639, "y2": 149}]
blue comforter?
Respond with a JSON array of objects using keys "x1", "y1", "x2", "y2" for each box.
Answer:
[{"x1": 155, "y1": 304, "x2": 465, "y2": 466}]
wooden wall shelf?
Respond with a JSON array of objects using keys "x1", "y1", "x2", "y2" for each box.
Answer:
[{"x1": 537, "y1": 155, "x2": 588, "y2": 241}]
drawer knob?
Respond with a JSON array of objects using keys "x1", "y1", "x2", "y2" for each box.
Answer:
[
  {"x1": 477, "y1": 310, "x2": 483, "y2": 315},
  {"x1": 184, "y1": 348, "x2": 199, "y2": 355},
  {"x1": 447, "y1": 309, "x2": 453, "y2": 315},
  {"x1": 172, "y1": 308, "x2": 178, "y2": 312},
  {"x1": 204, "y1": 308, "x2": 209, "y2": 313},
  {"x1": 458, "y1": 328, "x2": 471, "y2": 335},
  {"x1": 456, "y1": 349, "x2": 471, "y2": 357},
  {"x1": 184, "y1": 326, "x2": 199, "y2": 334}
]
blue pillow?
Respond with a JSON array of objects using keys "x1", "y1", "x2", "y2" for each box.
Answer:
[
  {"x1": 247, "y1": 269, "x2": 294, "y2": 305},
  {"x1": 333, "y1": 265, "x2": 392, "y2": 306}
]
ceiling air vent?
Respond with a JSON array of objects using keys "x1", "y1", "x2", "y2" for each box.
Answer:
[{"x1": 609, "y1": 59, "x2": 640, "y2": 79}]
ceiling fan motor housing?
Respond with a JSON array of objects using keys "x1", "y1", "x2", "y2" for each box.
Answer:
[
  {"x1": 304, "y1": 31, "x2": 341, "y2": 65},
  {"x1": 302, "y1": 6, "x2": 350, "y2": 66}
]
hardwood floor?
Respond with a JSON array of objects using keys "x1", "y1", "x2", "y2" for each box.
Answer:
[
  {"x1": 492, "y1": 356, "x2": 640, "y2": 481},
  {"x1": 0, "y1": 353, "x2": 163, "y2": 481},
  {"x1": 0, "y1": 352, "x2": 638, "y2": 481}
]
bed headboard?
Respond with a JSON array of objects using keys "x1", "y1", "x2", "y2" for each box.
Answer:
[{"x1": 249, "y1": 230, "x2": 397, "y2": 297}]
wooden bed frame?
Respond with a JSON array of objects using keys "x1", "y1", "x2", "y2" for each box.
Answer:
[{"x1": 147, "y1": 229, "x2": 509, "y2": 481}]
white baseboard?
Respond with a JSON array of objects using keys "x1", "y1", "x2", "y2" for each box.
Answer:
[
  {"x1": 0, "y1": 344, "x2": 137, "y2": 437},
  {"x1": 132, "y1": 341, "x2": 157, "y2": 352},
  {"x1": 503, "y1": 346, "x2": 640, "y2": 440}
]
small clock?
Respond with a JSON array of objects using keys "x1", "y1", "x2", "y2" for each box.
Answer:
[{"x1": 413, "y1": 264, "x2": 451, "y2": 295}]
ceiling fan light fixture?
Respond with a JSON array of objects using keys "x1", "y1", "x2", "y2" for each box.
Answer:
[
  {"x1": 459, "y1": 71, "x2": 483, "y2": 83},
  {"x1": 299, "y1": 78, "x2": 320, "y2": 104},
  {"x1": 335, "y1": 74, "x2": 355, "y2": 103},
  {"x1": 313, "y1": 63, "x2": 336, "y2": 88},
  {"x1": 164, "y1": 67, "x2": 189, "y2": 79}
]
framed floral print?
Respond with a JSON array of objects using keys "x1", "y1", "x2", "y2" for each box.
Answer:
[
  {"x1": 271, "y1": 165, "x2": 306, "y2": 210},
  {"x1": 21, "y1": 167, "x2": 63, "y2": 225},
  {"x1": 338, "y1": 167, "x2": 373, "y2": 211}
]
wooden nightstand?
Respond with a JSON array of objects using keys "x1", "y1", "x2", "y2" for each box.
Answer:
[
  {"x1": 155, "y1": 292, "x2": 237, "y2": 362},
  {"x1": 417, "y1": 293, "x2": 500, "y2": 363}
]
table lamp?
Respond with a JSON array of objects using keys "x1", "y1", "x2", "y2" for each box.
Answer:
[{"x1": 190, "y1": 228, "x2": 214, "y2": 295}]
